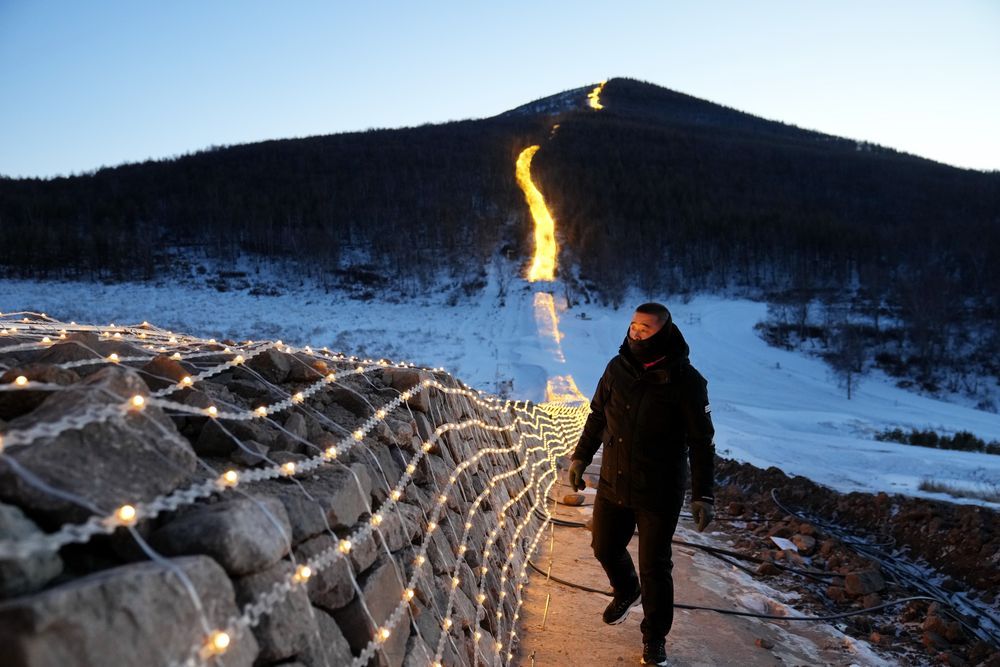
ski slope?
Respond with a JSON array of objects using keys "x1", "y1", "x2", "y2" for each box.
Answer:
[{"x1": 3, "y1": 273, "x2": 998, "y2": 507}]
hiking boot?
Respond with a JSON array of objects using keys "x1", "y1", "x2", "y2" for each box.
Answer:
[
  {"x1": 602, "y1": 584, "x2": 641, "y2": 625},
  {"x1": 640, "y1": 638, "x2": 669, "y2": 665}
]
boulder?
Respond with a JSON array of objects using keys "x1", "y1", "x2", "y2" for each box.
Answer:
[
  {"x1": 0, "y1": 502, "x2": 63, "y2": 598},
  {"x1": 382, "y1": 368, "x2": 431, "y2": 413},
  {"x1": 0, "y1": 555, "x2": 257, "y2": 667},
  {"x1": 791, "y1": 534, "x2": 816, "y2": 555},
  {"x1": 295, "y1": 534, "x2": 356, "y2": 611},
  {"x1": 0, "y1": 366, "x2": 197, "y2": 525},
  {"x1": 234, "y1": 561, "x2": 316, "y2": 663},
  {"x1": 229, "y1": 439, "x2": 270, "y2": 467},
  {"x1": 301, "y1": 606, "x2": 354, "y2": 666},
  {"x1": 138, "y1": 355, "x2": 190, "y2": 391},
  {"x1": 149, "y1": 496, "x2": 291, "y2": 576},
  {"x1": 0, "y1": 364, "x2": 80, "y2": 420},
  {"x1": 245, "y1": 349, "x2": 293, "y2": 384},
  {"x1": 332, "y1": 556, "x2": 407, "y2": 667},
  {"x1": 196, "y1": 418, "x2": 276, "y2": 457}
]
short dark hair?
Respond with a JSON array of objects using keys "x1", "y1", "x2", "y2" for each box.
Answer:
[{"x1": 635, "y1": 302, "x2": 672, "y2": 325}]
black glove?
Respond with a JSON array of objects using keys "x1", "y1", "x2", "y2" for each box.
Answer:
[
  {"x1": 690, "y1": 500, "x2": 714, "y2": 532},
  {"x1": 568, "y1": 459, "x2": 587, "y2": 491}
]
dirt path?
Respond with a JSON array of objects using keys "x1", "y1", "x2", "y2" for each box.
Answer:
[{"x1": 516, "y1": 481, "x2": 888, "y2": 666}]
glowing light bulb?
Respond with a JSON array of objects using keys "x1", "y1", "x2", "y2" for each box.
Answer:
[
  {"x1": 338, "y1": 539, "x2": 352, "y2": 554},
  {"x1": 377, "y1": 627, "x2": 391, "y2": 642},
  {"x1": 405, "y1": 464, "x2": 416, "y2": 474},
  {"x1": 391, "y1": 490, "x2": 402, "y2": 501},
  {"x1": 208, "y1": 630, "x2": 230, "y2": 654},
  {"x1": 171, "y1": 352, "x2": 182, "y2": 361},
  {"x1": 477, "y1": 593, "x2": 486, "y2": 604},
  {"x1": 40, "y1": 336, "x2": 51, "y2": 344},
  {"x1": 353, "y1": 430, "x2": 364, "y2": 441},
  {"x1": 415, "y1": 555, "x2": 426, "y2": 566},
  {"x1": 14, "y1": 376, "x2": 28, "y2": 386},
  {"x1": 168, "y1": 336, "x2": 177, "y2": 343},
  {"x1": 422, "y1": 443, "x2": 432, "y2": 452},
  {"x1": 180, "y1": 376, "x2": 193, "y2": 386},
  {"x1": 451, "y1": 577, "x2": 460, "y2": 588},
  {"x1": 375, "y1": 409, "x2": 386, "y2": 419},
  {"x1": 108, "y1": 353, "x2": 120, "y2": 363},
  {"x1": 443, "y1": 618, "x2": 453, "y2": 630},
  {"x1": 206, "y1": 406, "x2": 218, "y2": 417},
  {"x1": 255, "y1": 406, "x2": 267, "y2": 417},
  {"x1": 282, "y1": 462, "x2": 296, "y2": 476},
  {"x1": 458, "y1": 545, "x2": 467, "y2": 555},
  {"x1": 324, "y1": 446, "x2": 338, "y2": 460},
  {"x1": 292, "y1": 392, "x2": 304, "y2": 403},
  {"x1": 403, "y1": 588, "x2": 415, "y2": 601},
  {"x1": 438, "y1": 494, "x2": 448, "y2": 503},
  {"x1": 294, "y1": 565, "x2": 312, "y2": 582},
  {"x1": 116, "y1": 504, "x2": 137, "y2": 525},
  {"x1": 427, "y1": 522, "x2": 437, "y2": 533},
  {"x1": 220, "y1": 470, "x2": 239, "y2": 487},
  {"x1": 130, "y1": 395, "x2": 145, "y2": 409},
  {"x1": 371, "y1": 513, "x2": 383, "y2": 526},
  {"x1": 481, "y1": 566, "x2": 488, "y2": 575}
]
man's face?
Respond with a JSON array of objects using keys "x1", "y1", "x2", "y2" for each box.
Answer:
[{"x1": 629, "y1": 311, "x2": 665, "y2": 341}]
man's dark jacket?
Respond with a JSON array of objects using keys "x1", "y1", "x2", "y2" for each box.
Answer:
[{"x1": 571, "y1": 323, "x2": 715, "y2": 510}]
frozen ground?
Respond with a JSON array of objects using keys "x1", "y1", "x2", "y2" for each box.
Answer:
[{"x1": 3, "y1": 270, "x2": 998, "y2": 507}]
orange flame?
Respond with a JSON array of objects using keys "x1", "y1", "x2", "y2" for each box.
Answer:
[
  {"x1": 587, "y1": 80, "x2": 607, "y2": 110},
  {"x1": 516, "y1": 145, "x2": 557, "y2": 282}
]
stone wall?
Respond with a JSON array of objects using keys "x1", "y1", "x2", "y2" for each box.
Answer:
[{"x1": 0, "y1": 317, "x2": 578, "y2": 667}]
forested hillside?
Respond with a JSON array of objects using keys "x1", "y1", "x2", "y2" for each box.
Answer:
[{"x1": 1, "y1": 77, "x2": 997, "y2": 400}]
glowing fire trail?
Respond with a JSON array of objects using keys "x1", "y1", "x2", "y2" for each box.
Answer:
[
  {"x1": 587, "y1": 80, "x2": 607, "y2": 110},
  {"x1": 516, "y1": 145, "x2": 557, "y2": 283},
  {"x1": 516, "y1": 142, "x2": 587, "y2": 405}
]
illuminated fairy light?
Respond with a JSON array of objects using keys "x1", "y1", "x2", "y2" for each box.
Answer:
[
  {"x1": 587, "y1": 79, "x2": 607, "y2": 110},
  {"x1": 14, "y1": 375, "x2": 28, "y2": 386},
  {"x1": 130, "y1": 395, "x2": 146, "y2": 410},
  {"x1": 516, "y1": 145, "x2": 558, "y2": 282},
  {"x1": 115, "y1": 504, "x2": 137, "y2": 525}
]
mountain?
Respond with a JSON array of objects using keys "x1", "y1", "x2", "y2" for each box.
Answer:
[{"x1": 1, "y1": 78, "x2": 997, "y2": 348}]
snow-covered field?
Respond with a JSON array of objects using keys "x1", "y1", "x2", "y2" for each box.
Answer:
[{"x1": 3, "y1": 271, "x2": 998, "y2": 507}]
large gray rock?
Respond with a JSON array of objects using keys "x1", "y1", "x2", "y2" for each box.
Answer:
[
  {"x1": 253, "y1": 464, "x2": 373, "y2": 544},
  {"x1": 332, "y1": 556, "x2": 406, "y2": 662},
  {"x1": 0, "y1": 555, "x2": 257, "y2": 667},
  {"x1": 0, "y1": 366, "x2": 197, "y2": 525},
  {"x1": 196, "y1": 418, "x2": 275, "y2": 457},
  {"x1": 0, "y1": 364, "x2": 80, "y2": 420},
  {"x1": 0, "y1": 502, "x2": 63, "y2": 598},
  {"x1": 245, "y1": 349, "x2": 293, "y2": 384},
  {"x1": 234, "y1": 561, "x2": 316, "y2": 663},
  {"x1": 149, "y1": 496, "x2": 291, "y2": 576},
  {"x1": 382, "y1": 368, "x2": 431, "y2": 413},
  {"x1": 300, "y1": 607, "x2": 353, "y2": 666},
  {"x1": 295, "y1": 534, "x2": 356, "y2": 611}
]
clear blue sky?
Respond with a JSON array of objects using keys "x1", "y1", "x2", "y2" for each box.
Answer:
[{"x1": 2, "y1": 0, "x2": 998, "y2": 178}]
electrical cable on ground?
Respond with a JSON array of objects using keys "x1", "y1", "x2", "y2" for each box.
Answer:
[{"x1": 527, "y1": 559, "x2": 938, "y2": 622}]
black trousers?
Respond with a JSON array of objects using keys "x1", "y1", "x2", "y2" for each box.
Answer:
[{"x1": 591, "y1": 492, "x2": 684, "y2": 641}]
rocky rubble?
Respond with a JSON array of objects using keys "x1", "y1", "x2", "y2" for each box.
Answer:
[
  {"x1": 0, "y1": 328, "x2": 546, "y2": 667},
  {"x1": 713, "y1": 458, "x2": 1000, "y2": 666}
]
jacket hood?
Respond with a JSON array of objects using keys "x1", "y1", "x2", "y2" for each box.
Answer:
[{"x1": 620, "y1": 322, "x2": 690, "y2": 372}]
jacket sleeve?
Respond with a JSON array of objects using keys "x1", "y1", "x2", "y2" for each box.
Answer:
[
  {"x1": 571, "y1": 362, "x2": 613, "y2": 465},
  {"x1": 682, "y1": 366, "x2": 716, "y2": 503}
]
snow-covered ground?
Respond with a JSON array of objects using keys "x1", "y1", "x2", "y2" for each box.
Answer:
[{"x1": 3, "y1": 270, "x2": 998, "y2": 507}]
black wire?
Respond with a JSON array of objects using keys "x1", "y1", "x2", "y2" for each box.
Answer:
[{"x1": 527, "y1": 560, "x2": 937, "y2": 622}]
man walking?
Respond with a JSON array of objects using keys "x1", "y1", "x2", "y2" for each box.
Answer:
[{"x1": 569, "y1": 302, "x2": 716, "y2": 666}]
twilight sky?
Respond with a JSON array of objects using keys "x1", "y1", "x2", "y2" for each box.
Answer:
[{"x1": 1, "y1": 0, "x2": 998, "y2": 178}]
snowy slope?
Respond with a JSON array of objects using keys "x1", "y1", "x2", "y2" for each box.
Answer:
[{"x1": 3, "y1": 273, "x2": 998, "y2": 507}]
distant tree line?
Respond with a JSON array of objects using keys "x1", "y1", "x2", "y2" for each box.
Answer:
[{"x1": 0, "y1": 117, "x2": 544, "y2": 286}]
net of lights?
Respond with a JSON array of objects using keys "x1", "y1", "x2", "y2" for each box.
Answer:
[{"x1": 0, "y1": 313, "x2": 590, "y2": 666}]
